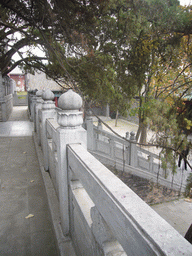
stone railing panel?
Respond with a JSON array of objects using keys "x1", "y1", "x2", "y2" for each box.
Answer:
[
  {"x1": 46, "y1": 118, "x2": 60, "y2": 197},
  {"x1": 69, "y1": 180, "x2": 102, "y2": 256}
]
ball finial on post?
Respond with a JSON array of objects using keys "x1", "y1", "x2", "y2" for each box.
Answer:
[
  {"x1": 57, "y1": 89, "x2": 83, "y2": 128},
  {"x1": 42, "y1": 89, "x2": 55, "y2": 109},
  {"x1": 36, "y1": 90, "x2": 43, "y2": 98}
]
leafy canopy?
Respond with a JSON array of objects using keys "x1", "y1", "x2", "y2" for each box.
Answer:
[{"x1": 1, "y1": 0, "x2": 192, "y2": 172}]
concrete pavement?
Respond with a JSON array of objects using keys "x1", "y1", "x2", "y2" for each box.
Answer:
[
  {"x1": 151, "y1": 198, "x2": 192, "y2": 237},
  {"x1": 0, "y1": 106, "x2": 33, "y2": 137},
  {"x1": 0, "y1": 107, "x2": 59, "y2": 255}
]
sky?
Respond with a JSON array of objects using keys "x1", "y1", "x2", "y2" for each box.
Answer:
[{"x1": 180, "y1": 0, "x2": 191, "y2": 5}]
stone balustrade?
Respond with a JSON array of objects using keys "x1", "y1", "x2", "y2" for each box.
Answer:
[
  {"x1": 33, "y1": 90, "x2": 43, "y2": 132},
  {"x1": 30, "y1": 89, "x2": 192, "y2": 256},
  {"x1": 86, "y1": 118, "x2": 187, "y2": 192}
]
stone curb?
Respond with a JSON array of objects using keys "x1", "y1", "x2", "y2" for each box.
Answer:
[{"x1": 33, "y1": 132, "x2": 76, "y2": 256}]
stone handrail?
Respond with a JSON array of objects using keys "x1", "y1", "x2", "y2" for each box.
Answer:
[
  {"x1": 31, "y1": 89, "x2": 192, "y2": 256},
  {"x1": 67, "y1": 143, "x2": 192, "y2": 256}
]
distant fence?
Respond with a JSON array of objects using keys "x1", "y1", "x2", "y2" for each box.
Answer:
[
  {"x1": 86, "y1": 118, "x2": 188, "y2": 192},
  {"x1": 29, "y1": 89, "x2": 192, "y2": 256}
]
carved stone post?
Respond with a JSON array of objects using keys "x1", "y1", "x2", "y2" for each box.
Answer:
[
  {"x1": 0, "y1": 72, "x2": 5, "y2": 100},
  {"x1": 97, "y1": 119, "x2": 103, "y2": 141},
  {"x1": 34, "y1": 90, "x2": 43, "y2": 133},
  {"x1": 35, "y1": 91, "x2": 44, "y2": 145},
  {"x1": 39, "y1": 89, "x2": 56, "y2": 170},
  {"x1": 148, "y1": 154, "x2": 153, "y2": 173},
  {"x1": 86, "y1": 117, "x2": 95, "y2": 151},
  {"x1": 126, "y1": 132, "x2": 129, "y2": 140},
  {"x1": 30, "y1": 94, "x2": 38, "y2": 122},
  {"x1": 105, "y1": 103, "x2": 110, "y2": 117},
  {"x1": 129, "y1": 131, "x2": 137, "y2": 167},
  {"x1": 28, "y1": 91, "x2": 34, "y2": 115},
  {"x1": 56, "y1": 89, "x2": 87, "y2": 235},
  {"x1": 109, "y1": 138, "x2": 115, "y2": 160},
  {"x1": 0, "y1": 73, "x2": 6, "y2": 121}
]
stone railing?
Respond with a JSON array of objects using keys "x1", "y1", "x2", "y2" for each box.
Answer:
[
  {"x1": 86, "y1": 119, "x2": 187, "y2": 192},
  {"x1": 31, "y1": 89, "x2": 192, "y2": 256}
]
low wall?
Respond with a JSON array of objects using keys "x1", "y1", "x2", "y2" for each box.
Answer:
[{"x1": 31, "y1": 89, "x2": 192, "y2": 256}]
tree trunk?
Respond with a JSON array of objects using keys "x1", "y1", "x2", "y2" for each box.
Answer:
[
  {"x1": 136, "y1": 123, "x2": 142, "y2": 142},
  {"x1": 136, "y1": 95, "x2": 147, "y2": 144},
  {"x1": 140, "y1": 123, "x2": 147, "y2": 144},
  {"x1": 136, "y1": 122, "x2": 147, "y2": 144}
]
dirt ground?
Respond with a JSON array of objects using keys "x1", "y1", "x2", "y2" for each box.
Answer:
[{"x1": 105, "y1": 164, "x2": 182, "y2": 205}]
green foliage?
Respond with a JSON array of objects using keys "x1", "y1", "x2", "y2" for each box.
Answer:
[
  {"x1": 160, "y1": 148, "x2": 178, "y2": 177},
  {"x1": 142, "y1": 96, "x2": 192, "y2": 174}
]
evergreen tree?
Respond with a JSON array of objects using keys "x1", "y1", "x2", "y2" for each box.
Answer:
[{"x1": 1, "y1": 0, "x2": 192, "y2": 171}]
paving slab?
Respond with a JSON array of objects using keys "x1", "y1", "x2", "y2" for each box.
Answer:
[
  {"x1": 0, "y1": 121, "x2": 33, "y2": 137},
  {"x1": 0, "y1": 136, "x2": 59, "y2": 256}
]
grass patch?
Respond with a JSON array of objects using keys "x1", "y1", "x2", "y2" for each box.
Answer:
[{"x1": 17, "y1": 91, "x2": 27, "y2": 95}]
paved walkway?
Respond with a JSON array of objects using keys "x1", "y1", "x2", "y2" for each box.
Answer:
[
  {"x1": 0, "y1": 106, "x2": 33, "y2": 137},
  {"x1": 151, "y1": 198, "x2": 192, "y2": 237},
  {"x1": 0, "y1": 107, "x2": 58, "y2": 255}
]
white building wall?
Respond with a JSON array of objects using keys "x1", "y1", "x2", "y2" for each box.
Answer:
[{"x1": 26, "y1": 71, "x2": 62, "y2": 91}]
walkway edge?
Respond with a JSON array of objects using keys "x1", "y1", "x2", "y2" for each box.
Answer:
[{"x1": 33, "y1": 132, "x2": 76, "y2": 256}]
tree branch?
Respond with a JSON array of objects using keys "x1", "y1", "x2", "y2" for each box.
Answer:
[{"x1": 2, "y1": 56, "x2": 47, "y2": 76}]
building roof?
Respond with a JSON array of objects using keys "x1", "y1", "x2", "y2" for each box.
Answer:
[{"x1": 9, "y1": 66, "x2": 24, "y2": 75}]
